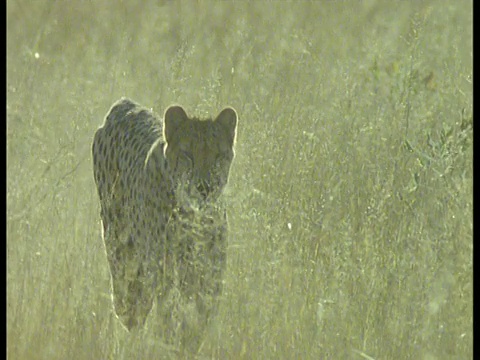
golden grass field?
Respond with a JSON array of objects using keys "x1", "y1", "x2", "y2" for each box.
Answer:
[{"x1": 7, "y1": 1, "x2": 472, "y2": 359}]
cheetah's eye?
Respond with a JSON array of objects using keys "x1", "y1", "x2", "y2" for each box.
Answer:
[
  {"x1": 214, "y1": 155, "x2": 229, "y2": 169},
  {"x1": 179, "y1": 151, "x2": 194, "y2": 166}
]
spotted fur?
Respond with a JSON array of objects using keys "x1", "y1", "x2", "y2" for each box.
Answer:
[{"x1": 92, "y1": 98, "x2": 237, "y2": 334}]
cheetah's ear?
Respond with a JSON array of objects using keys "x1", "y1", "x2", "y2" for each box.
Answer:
[
  {"x1": 164, "y1": 105, "x2": 189, "y2": 143},
  {"x1": 215, "y1": 107, "x2": 238, "y2": 146}
]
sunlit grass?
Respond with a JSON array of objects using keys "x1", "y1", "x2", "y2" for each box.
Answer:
[{"x1": 7, "y1": 1, "x2": 472, "y2": 359}]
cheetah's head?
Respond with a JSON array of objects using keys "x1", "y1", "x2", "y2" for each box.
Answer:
[{"x1": 163, "y1": 105, "x2": 238, "y2": 203}]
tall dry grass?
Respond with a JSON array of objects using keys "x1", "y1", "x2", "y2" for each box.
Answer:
[{"x1": 7, "y1": 1, "x2": 472, "y2": 358}]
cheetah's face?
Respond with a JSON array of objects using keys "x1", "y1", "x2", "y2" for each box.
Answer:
[{"x1": 163, "y1": 106, "x2": 237, "y2": 201}]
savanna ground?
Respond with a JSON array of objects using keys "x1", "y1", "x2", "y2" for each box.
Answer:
[{"x1": 7, "y1": 1, "x2": 472, "y2": 359}]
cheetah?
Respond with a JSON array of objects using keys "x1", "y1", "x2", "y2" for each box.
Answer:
[{"x1": 92, "y1": 98, "x2": 237, "y2": 337}]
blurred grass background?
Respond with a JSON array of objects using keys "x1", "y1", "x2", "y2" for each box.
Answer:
[{"x1": 7, "y1": 1, "x2": 472, "y2": 359}]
